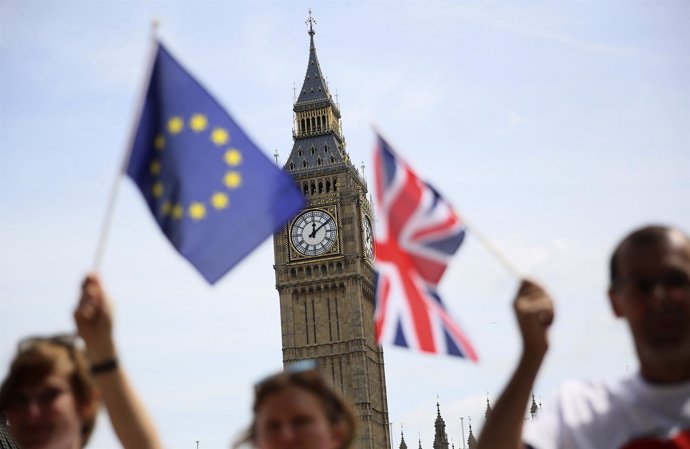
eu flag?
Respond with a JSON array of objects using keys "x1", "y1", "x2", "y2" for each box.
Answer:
[{"x1": 126, "y1": 42, "x2": 305, "y2": 283}]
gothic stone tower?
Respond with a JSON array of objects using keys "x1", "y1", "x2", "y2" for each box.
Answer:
[
  {"x1": 433, "y1": 403, "x2": 450, "y2": 449},
  {"x1": 272, "y1": 13, "x2": 391, "y2": 449}
]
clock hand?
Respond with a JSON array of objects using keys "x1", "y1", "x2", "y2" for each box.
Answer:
[{"x1": 309, "y1": 217, "x2": 332, "y2": 238}]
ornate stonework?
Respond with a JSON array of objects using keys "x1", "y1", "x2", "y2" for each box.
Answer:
[{"x1": 272, "y1": 11, "x2": 391, "y2": 449}]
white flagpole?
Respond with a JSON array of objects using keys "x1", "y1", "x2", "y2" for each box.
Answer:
[
  {"x1": 457, "y1": 214, "x2": 522, "y2": 278},
  {"x1": 369, "y1": 124, "x2": 522, "y2": 279},
  {"x1": 92, "y1": 20, "x2": 160, "y2": 272}
]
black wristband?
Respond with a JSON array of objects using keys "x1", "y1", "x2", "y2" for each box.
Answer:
[{"x1": 90, "y1": 358, "x2": 118, "y2": 375}]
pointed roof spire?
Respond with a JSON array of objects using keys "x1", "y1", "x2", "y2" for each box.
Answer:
[
  {"x1": 419, "y1": 435, "x2": 423, "y2": 449},
  {"x1": 530, "y1": 393, "x2": 539, "y2": 419},
  {"x1": 485, "y1": 395, "x2": 492, "y2": 418},
  {"x1": 400, "y1": 426, "x2": 408, "y2": 449},
  {"x1": 433, "y1": 400, "x2": 449, "y2": 449},
  {"x1": 467, "y1": 421, "x2": 477, "y2": 449},
  {"x1": 295, "y1": 9, "x2": 334, "y2": 107}
]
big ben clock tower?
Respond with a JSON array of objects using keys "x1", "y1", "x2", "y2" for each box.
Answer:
[{"x1": 272, "y1": 12, "x2": 391, "y2": 449}]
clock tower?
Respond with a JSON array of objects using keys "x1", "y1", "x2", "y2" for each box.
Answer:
[{"x1": 272, "y1": 12, "x2": 391, "y2": 449}]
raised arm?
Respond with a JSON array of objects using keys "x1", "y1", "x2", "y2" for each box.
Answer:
[
  {"x1": 74, "y1": 274, "x2": 164, "y2": 449},
  {"x1": 477, "y1": 279, "x2": 554, "y2": 449}
]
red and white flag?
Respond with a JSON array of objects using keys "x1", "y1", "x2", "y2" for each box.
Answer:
[{"x1": 372, "y1": 132, "x2": 478, "y2": 360}]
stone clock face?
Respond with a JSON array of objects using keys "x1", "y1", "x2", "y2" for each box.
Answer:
[
  {"x1": 363, "y1": 215, "x2": 375, "y2": 260},
  {"x1": 291, "y1": 209, "x2": 337, "y2": 256}
]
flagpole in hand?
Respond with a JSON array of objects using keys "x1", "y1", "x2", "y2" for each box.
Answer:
[{"x1": 92, "y1": 20, "x2": 160, "y2": 272}]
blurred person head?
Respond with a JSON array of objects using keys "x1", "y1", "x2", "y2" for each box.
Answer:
[
  {"x1": 0, "y1": 335, "x2": 99, "y2": 449},
  {"x1": 609, "y1": 225, "x2": 690, "y2": 383},
  {"x1": 234, "y1": 362, "x2": 356, "y2": 449}
]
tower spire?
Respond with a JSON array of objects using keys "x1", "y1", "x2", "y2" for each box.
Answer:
[
  {"x1": 530, "y1": 393, "x2": 539, "y2": 420},
  {"x1": 467, "y1": 422, "x2": 477, "y2": 449},
  {"x1": 287, "y1": 10, "x2": 350, "y2": 171},
  {"x1": 433, "y1": 401, "x2": 449, "y2": 449},
  {"x1": 306, "y1": 8, "x2": 316, "y2": 46},
  {"x1": 400, "y1": 426, "x2": 408, "y2": 449}
]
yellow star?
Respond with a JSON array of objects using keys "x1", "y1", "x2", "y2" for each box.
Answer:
[
  {"x1": 161, "y1": 201, "x2": 172, "y2": 216},
  {"x1": 168, "y1": 116, "x2": 184, "y2": 134},
  {"x1": 189, "y1": 114, "x2": 208, "y2": 132},
  {"x1": 152, "y1": 182, "x2": 164, "y2": 198},
  {"x1": 211, "y1": 192, "x2": 229, "y2": 209},
  {"x1": 189, "y1": 202, "x2": 206, "y2": 220},
  {"x1": 224, "y1": 171, "x2": 242, "y2": 189},
  {"x1": 154, "y1": 134, "x2": 165, "y2": 151},
  {"x1": 211, "y1": 127, "x2": 229, "y2": 146},
  {"x1": 150, "y1": 160, "x2": 161, "y2": 176},
  {"x1": 224, "y1": 149, "x2": 242, "y2": 166},
  {"x1": 172, "y1": 204, "x2": 184, "y2": 220}
]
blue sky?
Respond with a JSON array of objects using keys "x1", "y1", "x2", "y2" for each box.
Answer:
[{"x1": 1, "y1": 1, "x2": 689, "y2": 448}]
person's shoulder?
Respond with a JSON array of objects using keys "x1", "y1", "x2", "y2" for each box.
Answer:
[
  {"x1": 548, "y1": 375, "x2": 635, "y2": 422},
  {"x1": 556, "y1": 377, "x2": 611, "y2": 401}
]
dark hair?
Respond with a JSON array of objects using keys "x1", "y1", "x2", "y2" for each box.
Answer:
[
  {"x1": 609, "y1": 225, "x2": 690, "y2": 286},
  {"x1": 0, "y1": 337, "x2": 100, "y2": 447},
  {"x1": 233, "y1": 368, "x2": 357, "y2": 449}
]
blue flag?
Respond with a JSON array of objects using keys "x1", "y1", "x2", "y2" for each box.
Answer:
[{"x1": 126, "y1": 42, "x2": 305, "y2": 283}]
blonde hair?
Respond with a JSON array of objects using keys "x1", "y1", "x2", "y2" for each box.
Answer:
[{"x1": 0, "y1": 336, "x2": 100, "y2": 447}]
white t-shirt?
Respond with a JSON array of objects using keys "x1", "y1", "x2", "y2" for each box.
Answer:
[{"x1": 523, "y1": 374, "x2": 690, "y2": 449}]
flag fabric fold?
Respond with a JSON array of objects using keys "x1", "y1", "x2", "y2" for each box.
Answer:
[
  {"x1": 372, "y1": 132, "x2": 478, "y2": 360},
  {"x1": 126, "y1": 42, "x2": 304, "y2": 283}
]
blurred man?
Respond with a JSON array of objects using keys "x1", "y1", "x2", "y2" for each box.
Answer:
[{"x1": 477, "y1": 225, "x2": 690, "y2": 449}]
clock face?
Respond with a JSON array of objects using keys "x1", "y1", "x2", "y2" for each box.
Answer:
[
  {"x1": 291, "y1": 209, "x2": 337, "y2": 256},
  {"x1": 363, "y1": 215, "x2": 375, "y2": 260}
]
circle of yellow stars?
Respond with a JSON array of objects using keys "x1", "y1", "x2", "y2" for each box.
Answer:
[{"x1": 149, "y1": 113, "x2": 244, "y2": 221}]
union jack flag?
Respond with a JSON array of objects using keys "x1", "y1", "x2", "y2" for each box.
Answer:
[{"x1": 372, "y1": 133, "x2": 478, "y2": 360}]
